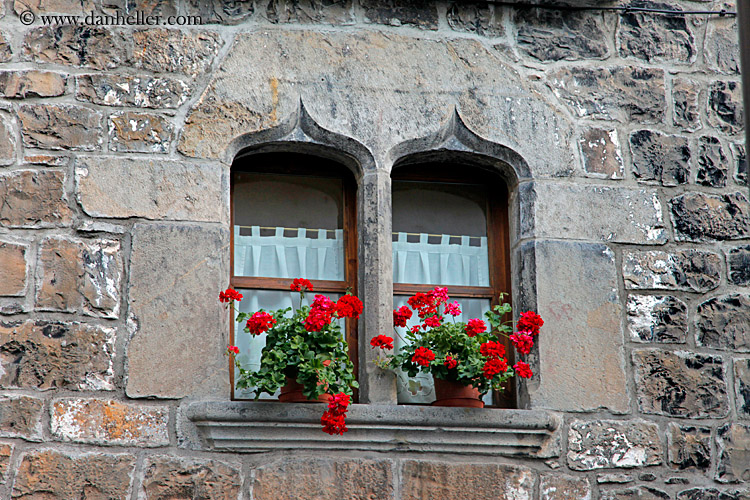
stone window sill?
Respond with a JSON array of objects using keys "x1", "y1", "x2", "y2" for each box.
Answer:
[{"x1": 187, "y1": 401, "x2": 561, "y2": 457}]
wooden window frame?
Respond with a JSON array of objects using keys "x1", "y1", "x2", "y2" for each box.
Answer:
[{"x1": 229, "y1": 153, "x2": 359, "y2": 401}]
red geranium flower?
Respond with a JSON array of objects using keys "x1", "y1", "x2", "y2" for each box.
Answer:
[
  {"x1": 422, "y1": 315, "x2": 442, "y2": 328},
  {"x1": 444, "y1": 301, "x2": 461, "y2": 316},
  {"x1": 517, "y1": 311, "x2": 543, "y2": 336},
  {"x1": 393, "y1": 306, "x2": 413, "y2": 327},
  {"x1": 335, "y1": 294, "x2": 363, "y2": 319},
  {"x1": 480, "y1": 341, "x2": 506, "y2": 359},
  {"x1": 246, "y1": 311, "x2": 276, "y2": 335},
  {"x1": 412, "y1": 347, "x2": 435, "y2": 367},
  {"x1": 482, "y1": 357, "x2": 508, "y2": 379},
  {"x1": 290, "y1": 278, "x2": 313, "y2": 292},
  {"x1": 514, "y1": 361, "x2": 533, "y2": 378},
  {"x1": 219, "y1": 288, "x2": 243, "y2": 303},
  {"x1": 304, "y1": 295, "x2": 336, "y2": 332},
  {"x1": 370, "y1": 335, "x2": 394, "y2": 350},
  {"x1": 410, "y1": 325, "x2": 422, "y2": 334},
  {"x1": 408, "y1": 292, "x2": 439, "y2": 318},
  {"x1": 321, "y1": 392, "x2": 350, "y2": 435},
  {"x1": 444, "y1": 356, "x2": 458, "y2": 369},
  {"x1": 465, "y1": 318, "x2": 487, "y2": 337},
  {"x1": 227, "y1": 345, "x2": 239, "y2": 355},
  {"x1": 510, "y1": 332, "x2": 534, "y2": 355}
]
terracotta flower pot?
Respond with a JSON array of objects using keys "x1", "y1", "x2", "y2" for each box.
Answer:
[
  {"x1": 431, "y1": 378, "x2": 484, "y2": 408},
  {"x1": 278, "y1": 377, "x2": 331, "y2": 403}
]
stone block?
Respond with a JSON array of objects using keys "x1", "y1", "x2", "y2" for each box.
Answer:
[
  {"x1": 0, "y1": 170, "x2": 72, "y2": 228},
  {"x1": 18, "y1": 104, "x2": 102, "y2": 151},
  {"x1": 705, "y1": 16, "x2": 741, "y2": 74},
  {"x1": 696, "y1": 136, "x2": 728, "y2": 188},
  {"x1": 14, "y1": 0, "x2": 94, "y2": 14},
  {"x1": 601, "y1": 486, "x2": 671, "y2": 500},
  {"x1": 127, "y1": 223, "x2": 228, "y2": 398},
  {"x1": 0, "y1": 320, "x2": 115, "y2": 391},
  {"x1": 736, "y1": 358, "x2": 750, "y2": 418},
  {"x1": 567, "y1": 419, "x2": 662, "y2": 471},
  {"x1": 23, "y1": 26, "x2": 123, "y2": 69},
  {"x1": 0, "y1": 241, "x2": 27, "y2": 296},
  {"x1": 548, "y1": 67, "x2": 665, "y2": 123},
  {"x1": 447, "y1": 2, "x2": 503, "y2": 37},
  {"x1": 627, "y1": 295, "x2": 687, "y2": 343},
  {"x1": 0, "y1": 114, "x2": 15, "y2": 166},
  {"x1": 362, "y1": 0, "x2": 437, "y2": 29},
  {"x1": 184, "y1": 0, "x2": 253, "y2": 25},
  {"x1": 140, "y1": 456, "x2": 241, "y2": 499},
  {"x1": 618, "y1": 1, "x2": 696, "y2": 63},
  {"x1": 540, "y1": 473, "x2": 591, "y2": 500},
  {"x1": 623, "y1": 250, "x2": 721, "y2": 293},
  {"x1": 266, "y1": 0, "x2": 354, "y2": 25},
  {"x1": 708, "y1": 81, "x2": 744, "y2": 135},
  {"x1": 0, "y1": 70, "x2": 65, "y2": 98},
  {"x1": 0, "y1": 443, "x2": 12, "y2": 484},
  {"x1": 76, "y1": 74, "x2": 191, "y2": 108},
  {"x1": 733, "y1": 142, "x2": 747, "y2": 186},
  {"x1": 579, "y1": 128, "x2": 623, "y2": 179},
  {"x1": 0, "y1": 32, "x2": 11, "y2": 62},
  {"x1": 629, "y1": 130, "x2": 689, "y2": 186},
  {"x1": 597, "y1": 474, "x2": 634, "y2": 484},
  {"x1": 667, "y1": 423, "x2": 711, "y2": 470},
  {"x1": 51, "y1": 398, "x2": 169, "y2": 447},
  {"x1": 672, "y1": 78, "x2": 701, "y2": 131},
  {"x1": 22, "y1": 154, "x2": 67, "y2": 166},
  {"x1": 696, "y1": 294, "x2": 750, "y2": 352},
  {"x1": 717, "y1": 424, "x2": 750, "y2": 483},
  {"x1": 75, "y1": 156, "x2": 223, "y2": 222},
  {"x1": 36, "y1": 237, "x2": 122, "y2": 318},
  {"x1": 523, "y1": 183, "x2": 666, "y2": 245},
  {"x1": 0, "y1": 395, "x2": 43, "y2": 441},
  {"x1": 678, "y1": 489, "x2": 750, "y2": 500},
  {"x1": 131, "y1": 29, "x2": 222, "y2": 77},
  {"x1": 632, "y1": 349, "x2": 729, "y2": 418},
  {"x1": 253, "y1": 457, "x2": 394, "y2": 500},
  {"x1": 670, "y1": 191, "x2": 750, "y2": 241},
  {"x1": 516, "y1": 8, "x2": 608, "y2": 61},
  {"x1": 108, "y1": 112, "x2": 173, "y2": 153},
  {"x1": 102, "y1": 0, "x2": 177, "y2": 16},
  {"x1": 11, "y1": 450, "x2": 135, "y2": 498},
  {"x1": 522, "y1": 240, "x2": 629, "y2": 413},
  {"x1": 401, "y1": 460, "x2": 533, "y2": 500}
]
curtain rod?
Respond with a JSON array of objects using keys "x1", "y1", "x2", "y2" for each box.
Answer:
[{"x1": 483, "y1": 1, "x2": 736, "y2": 17}]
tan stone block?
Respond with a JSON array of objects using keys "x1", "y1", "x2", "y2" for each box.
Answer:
[
  {"x1": 0, "y1": 443, "x2": 13, "y2": 484},
  {"x1": 131, "y1": 29, "x2": 222, "y2": 77},
  {"x1": 24, "y1": 26, "x2": 123, "y2": 69},
  {"x1": 14, "y1": 0, "x2": 94, "y2": 14},
  {"x1": 141, "y1": 456, "x2": 241, "y2": 499},
  {"x1": 36, "y1": 237, "x2": 80, "y2": 312},
  {"x1": 22, "y1": 154, "x2": 68, "y2": 166},
  {"x1": 0, "y1": 170, "x2": 72, "y2": 228},
  {"x1": 541, "y1": 473, "x2": 591, "y2": 500},
  {"x1": 0, "y1": 241, "x2": 27, "y2": 296},
  {"x1": 75, "y1": 74, "x2": 191, "y2": 108},
  {"x1": 0, "y1": 70, "x2": 66, "y2": 98},
  {"x1": 0, "y1": 395, "x2": 43, "y2": 440},
  {"x1": 51, "y1": 398, "x2": 169, "y2": 447},
  {"x1": 12, "y1": 450, "x2": 135, "y2": 498},
  {"x1": 0, "y1": 32, "x2": 11, "y2": 63},
  {"x1": 0, "y1": 114, "x2": 15, "y2": 166},
  {"x1": 0, "y1": 320, "x2": 115, "y2": 391},
  {"x1": 108, "y1": 112, "x2": 173, "y2": 153},
  {"x1": 19, "y1": 104, "x2": 102, "y2": 151}
]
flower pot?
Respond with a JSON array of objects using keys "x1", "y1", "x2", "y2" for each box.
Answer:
[
  {"x1": 278, "y1": 377, "x2": 332, "y2": 403},
  {"x1": 431, "y1": 378, "x2": 484, "y2": 408}
]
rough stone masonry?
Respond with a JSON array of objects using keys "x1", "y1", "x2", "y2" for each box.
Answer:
[{"x1": 0, "y1": 0, "x2": 746, "y2": 498}]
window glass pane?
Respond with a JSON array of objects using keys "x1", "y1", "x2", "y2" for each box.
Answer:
[
  {"x1": 393, "y1": 295, "x2": 492, "y2": 405},
  {"x1": 233, "y1": 173, "x2": 345, "y2": 280},
  {"x1": 392, "y1": 181, "x2": 489, "y2": 286}
]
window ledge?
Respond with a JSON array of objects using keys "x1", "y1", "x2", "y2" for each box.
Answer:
[{"x1": 186, "y1": 401, "x2": 562, "y2": 457}]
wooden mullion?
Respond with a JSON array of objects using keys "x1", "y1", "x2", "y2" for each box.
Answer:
[
  {"x1": 343, "y1": 175, "x2": 359, "y2": 402},
  {"x1": 229, "y1": 173, "x2": 236, "y2": 400}
]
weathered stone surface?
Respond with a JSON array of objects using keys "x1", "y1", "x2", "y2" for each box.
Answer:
[
  {"x1": 618, "y1": 1, "x2": 696, "y2": 62},
  {"x1": 601, "y1": 486, "x2": 670, "y2": 500},
  {"x1": 140, "y1": 456, "x2": 241, "y2": 499},
  {"x1": 670, "y1": 192, "x2": 750, "y2": 241},
  {"x1": 23, "y1": 26, "x2": 123, "y2": 69},
  {"x1": 733, "y1": 142, "x2": 747, "y2": 186},
  {"x1": 623, "y1": 250, "x2": 721, "y2": 293},
  {"x1": 254, "y1": 457, "x2": 394, "y2": 499},
  {"x1": 36, "y1": 237, "x2": 122, "y2": 318},
  {"x1": 0, "y1": 242, "x2": 27, "y2": 297},
  {"x1": 0, "y1": 395, "x2": 43, "y2": 441},
  {"x1": 0, "y1": 114, "x2": 14, "y2": 165},
  {"x1": 523, "y1": 183, "x2": 666, "y2": 244},
  {"x1": 131, "y1": 29, "x2": 222, "y2": 77},
  {"x1": 672, "y1": 78, "x2": 701, "y2": 131},
  {"x1": 127, "y1": 223, "x2": 228, "y2": 398},
  {"x1": 696, "y1": 136, "x2": 728, "y2": 187},
  {"x1": 696, "y1": 294, "x2": 750, "y2": 352},
  {"x1": 678, "y1": 489, "x2": 750, "y2": 500},
  {"x1": 516, "y1": 8, "x2": 608, "y2": 61},
  {"x1": 0, "y1": 443, "x2": 12, "y2": 483},
  {"x1": 705, "y1": 16, "x2": 741, "y2": 74},
  {"x1": 579, "y1": 128, "x2": 623, "y2": 179},
  {"x1": 76, "y1": 74, "x2": 191, "y2": 108},
  {"x1": 632, "y1": 349, "x2": 729, "y2": 418},
  {"x1": 108, "y1": 112, "x2": 173, "y2": 153},
  {"x1": 540, "y1": 473, "x2": 591, "y2": 500},
  {"x1": 0, "y1": 70, "x2": 65, "y2": 98},
  {"x1": 22, "y1": 154, "x2": 67, "y2": 166},
  {"x1": 18, "y1": 104, "x2": 102, "y2": 151},
  {"x1": 51, "y1": 399, "x2": 168, "y2": 447},
  {"x1": 627, "y1": 295, "x2": 687, "y2": 343},
  {"x1": 709, "y1": 81, "x2": 744, "y2": 135},
  {"x1": 717, "y1": 424, "x2": 750, "y2": 483},
  {"x1": 0, "y1": 32, "x2": 11, "y2": 63},
  {"x1": 12, "y1": 450, "x2": 135, "y2": 498},
  {"x1": 184, "y1": 0, "x2": 253, "y2": 24},
  {"x1": 736, "y1": 358, "x2": 750, "y2": 418},
  {"x1": 630, "y1": 129, "x2": 689, "y2": 186},
  {"x1": 568, "y1": 420, "x2": 662, "y2": 471},
  {"x1": 75, "y1": 157, "x2": 223, "y2": 222},
  {"x1": 362, "y1": 0, "x2": 437, "y2": 29},
  {"x1": 447, "y1": 2, "x2": 503, "y2": 37},
  {"x1": 401, "y1": 460, "x2": 533, "y2": 500},
  {"x1": 14, "y1": 0, "x2": 94, "y2": 14},
  {"x1": 266, "y1": 0, "x2": 354, "y2": 25},
  {"x1": 0, "y1": 170, "x2": 72, "y2": 228},
  {"x1": 103, "y1": 0, "x2": 177, "y2": 17},
  {"x1": 548, "y1": 67, "x2": 665, "y2": 123},
  {"x1": 668, "y1": 423, "x2": 711, "y2": 470},
  {"x1": 598, "y1": 474, "x2": 634, "y2": 484}
]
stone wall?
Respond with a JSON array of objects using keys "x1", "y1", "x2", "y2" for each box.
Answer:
[{"x1": 0, "y1": 0, "x2": 746, "y2": 498}]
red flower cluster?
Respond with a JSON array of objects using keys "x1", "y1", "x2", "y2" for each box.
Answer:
[
  {"x1": 412, "y1": 347, "x2": 435, "y2": 367},
  {"x1": 370, "y1": 335, "x2": 394, "y2": 350},
  {"x1": 408, "y1": 292, "x2": 440, "y2": 318},
  {"x1": 465, "y1": 318, "x2": 487, "y2": 337},
  {"x1": 514, "y1": 361, "x2": 533, "y2": 378},
  {"x1": 290, "y1": 278, "x2": 313, "y2": 292},
  {"x1": 444, "y1": 301, "x2": 461, "y2": 316},
  {"x1": 517, "y1": 311, "x2": 543, "y2": 336},
  {"x1": 304, "y1": 295, "x2": 336, "y2": 332},
  {"x1": 227, "y1": 345, "x2": 239, "y2": 355},
  {"x1": 334, "y1": 294, "x2": 363, "y2": 319},
  {"x1": 510, "y1": 333, "x2": 534, "y2": 355},
  {"x1": 483, "y1": 357, "x2": 508, "y2": 379},
  {"x1": 246, "y1": 311, "x2": 276, "y2": 335},
  {"x1": 321, "y1": 392, "x2": 350, "y2": 435},
  {"x1": 422, "y1": 315, "x2": 442, "y2": 328},
  {"x1": 480, "y1": 341, "x2": 506, "y2": 359},
  {"x1": 393, "y1": 306, "x2": 413, "y2": 327},
  {"x1": 444, "y1": 356, "x2": 458, "y2": 369},
  {"x1": 219, "y1": 288, "x2": 243, "y2": 303}
]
